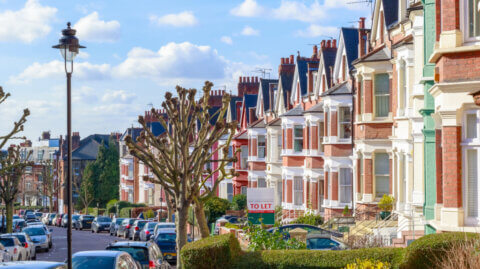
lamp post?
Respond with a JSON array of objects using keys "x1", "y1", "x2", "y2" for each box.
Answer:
[{"x1": 52, "y1": 22, "x2": 85, "y2": 269}]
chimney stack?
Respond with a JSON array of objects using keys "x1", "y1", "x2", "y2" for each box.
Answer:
[
  {"x1": 281, "y1": 58, "x2": 285, "y2": 64},
  {"x1": 359, "y1": 17, "x2": 367, "y2": 58},
  {"x1": 289, "y1": 55, "x2": 294, "y2": 64},
  {"x1": 332, "y1": 39, "x2": 337, "y2": 48},
  {"x1": 321, "y1": 40, "x2": 326, "y2": 49},
  {"x1": 312, "y1": 45, "x2": 318, "y2": 58},
  {"x1": 326, "y1": 40, "x2": 331, "y2": 48}
]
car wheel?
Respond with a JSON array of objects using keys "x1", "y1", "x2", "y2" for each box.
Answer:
[
  {"x1": 32, "y1": 254, "x2": 36, "y2": 260},
  {"x1": 91, "y1": 229, "x2": 94, "y2": 233},
  {"x1": 18, "y1": 254, "x2": 22, "y2": 261},
  {"x1": 49, "y1": 242, "x2": 52, "y2": 249}
]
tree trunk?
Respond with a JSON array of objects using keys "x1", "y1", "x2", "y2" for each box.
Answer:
[
  {"x1": 6, "y1": 200, "x2": 13, "y2": 233},
  {"x1": 48, "y1": 194, "x2": 53, "y2": 213},
  {"x1": 166, "y1": 193, "x2": 174, "y2": 222},
  {"x1": 193, "y1": 200, "x2": 210, "y2": 238},
  {"x1": 175, "y1": 203, "x2": 189, "y2": 269}
]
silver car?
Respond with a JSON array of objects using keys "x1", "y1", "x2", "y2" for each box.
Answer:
[
  {"x1": 0, "y1": 237, "x2": 27, "y2": 261},
  {"x1": 0, "y1": 243, "x2": 12, "y2": 262},
  {"x1": 153, "y1": 223, "x2": 175, "y2": 238},
  {"x1": 72, "y1": 250, "x2": 140, "y2": 269},
  {"x1": 0, "y1": 261, "x2": 66, "y2": 268},
  {"x1": 22, "y1": 226, "x2": 49, "y2": 252},
  {"x1": 0, "y1": 233, "x2": 36, "y2": 260}
]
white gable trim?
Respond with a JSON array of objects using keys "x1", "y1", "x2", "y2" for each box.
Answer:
[
  {"x1": 370, "y1": 0, "x2": 383, "y2": 44},
  {"x1": 333, "y1": 32, "x2": 347, "y2": 84},
  {"x1": 256, "y1": 83, "x2": 264, "y2": 118},
  {"x1": 290, "y1": 64, "x2": 300, "y2": 104}
]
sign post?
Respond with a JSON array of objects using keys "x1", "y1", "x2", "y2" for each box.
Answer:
[{"x1": 247, "y1": 188, "x2": 275, "y2": 225}]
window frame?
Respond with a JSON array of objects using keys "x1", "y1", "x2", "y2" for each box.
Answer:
[
  {"x1": 318, "y1": 121, "x2": 324, "y2": 153},
  {"x1": 464, "y1": 110, "x2": 480, "y2": 143},
  {"x1": 293, "y1": 177, "x2": 304, "y2": 206},
  {"x1": 257, "y1": 135, "x2": 266, "y2": 159},
  {"x1": 338, "y1": 106, "x2": 352, "y2": 140},
  {"x1": 397, "y1": 60, "x2": 408, "y2": 117},
  {"x1": 374, "y1": 73, "x2": 390, "y2": 118},
  {"x1": 240, "y1": 145, "x2": 248, "y2": 170},
  {"x1": 293, "y1": 125, "x2": 303, "y2": 153},
  {"x1": 461, "y1": 0, "x2": 480, "y2": 44},
  {"x1": 374, "y1": 152, "x2": 390, "y2": 199},
  {"x1": 339, "y1": 168, "x2": 352, "y2": 204}
]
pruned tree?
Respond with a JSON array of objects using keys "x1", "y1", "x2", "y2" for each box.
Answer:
[
  {"x1": 126, "y1": 82, "x2": 237, "y2": 267},
  {"x1": 0, "y1": 87, "x2": 30, "y2": 233},
  {"x1": 73, "y1": 162, "x2": 96, "y2": 214},
  {"x1": 40, "y1": 160, "x2": 61, "y2": 212}
]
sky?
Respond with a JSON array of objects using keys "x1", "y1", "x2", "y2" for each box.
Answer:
[{"x1": 0, "y1": 0, "x2": 372, "y2": 145}]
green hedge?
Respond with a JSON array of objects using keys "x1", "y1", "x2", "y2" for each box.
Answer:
[
  {"x1": 181, "y1": 233, "x2": 241, "y2": 269},
  {"x1": 233, "y1": 248, "x2": 405, "y2": 269},
  {"x1": 402, "y1": 232, "x2": 480, "y2": 269},
  {"x1": 119, "y1": 207, "x2": 133, "y2": 218}
]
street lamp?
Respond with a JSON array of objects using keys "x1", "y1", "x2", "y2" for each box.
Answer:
[{"x1": 52, "y1": 22, "x2": 85, "y2": 269}]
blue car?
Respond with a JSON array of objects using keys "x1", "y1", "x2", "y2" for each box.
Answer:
[
  {"x1": 153, "y1": 228, "x2": 177, "y2": 263},
  {"x1": 306, "y1": 234, "x2": 348, "y2": 250},
  {"x1": 267, "y1": 224, "x2": 343, "y2": 239}
]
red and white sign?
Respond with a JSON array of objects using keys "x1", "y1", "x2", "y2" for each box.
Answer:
[{"x1": 247, "y1": 188, "x2": 275, "y2": 213}]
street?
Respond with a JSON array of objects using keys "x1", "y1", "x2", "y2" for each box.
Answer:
[{"x1": 37, "y1": 226, "x2": 125, "y2": 262}]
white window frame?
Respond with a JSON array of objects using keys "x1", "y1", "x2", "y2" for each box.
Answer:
[
  {"x1": 258, "y1": 177, "x2": 267, "y2": 188},
  {"x1": 324, "y1": 108, "x2": 330, "y2": 143},
  {"x1": 293, "y1": 125, "x2": 303, "y2": 153},
  {"x1": 397, "y1": 60, "x2": 408, "y2": 117},
  {"x1": 374, "y1": 73, "x2": 390, "y2": 118},
  {"x1": 318, "y1": 121, "x2": 324, "y2": 153},
  {"x1": 464, "y1": 110, "x2": 480, "y2": 143},
  {"x1": 339, "y1": 168, "x2": 353, "y2": 204},
  {"x1": 461, "y1": 0, "x2": 480, "y2": 44},
  {"x1": 462, "y1": 110, "x2": 480, "y2": 225},
  {"x1": 293, "y1": 177, "x2": 303, "y2": 206},
  {"x1": 338, "y1": 106, "x2": 352, "y2": 141},
  {"x1": 374, "y1": 153, "x2": 390, "y2": 198},
  {"x1": 240, "y1": 145, "x2": 248, "y2": 170},
  {"x1": 257, "y1": 135, "x2": 266, "y2": 159}
]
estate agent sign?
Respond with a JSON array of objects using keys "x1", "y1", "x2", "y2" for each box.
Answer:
[{"x1": 247, "y1": 188, "x2": 275, "y2": 225}]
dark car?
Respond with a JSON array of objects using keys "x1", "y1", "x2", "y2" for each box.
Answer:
[
  {"x1": 74, "y1": 215, "x2": 94, "y2": 230},
  {"x1": 153, "y1": 228, "x2": 177, "y2": 263},
  {"x1": 267, "y1": 224, "x2": 344, "y2": 239},
  {"x1": 106, "y1": 241, "x2": 171, "y2": 269},
  {"x1": 306, "y1": 234, "x2": 348, "y2": 250},
  {"x1": 0, "y1": 261, "x2": 66, "y2": 268},
  {"x1": 129, "y1": 220, "x2": 149, "y2": 241},
  {"x1": 55, "y1": 214, "x2": 64, "y2": 227},
  {"x1": 24, "y1": 214, "x2": 37, "y2": 222},
  {"x1": 61, "y1": 214, "x2": 80, "y2": 228},
  {"x1": 47, "y1": 214, "x2": 57, "y2": 225},
  {"x1": 72, "y1": 250, "x2": 140, "y2": 269},
  {"x1": 139, "y1": 222, "x2": 157, "y2": 241},
  {"x1": 91, "y1": 216, "x2": 112, "y2": 233},
  {"x1": 109, "y1": 218, "x2": 125, "y2": 236},
  {"x1": 117, "y1": 218, "x2": 136, "y2": 238}
]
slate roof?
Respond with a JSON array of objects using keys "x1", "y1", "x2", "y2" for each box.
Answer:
[
  {"x1": 147, "y1": 122, "x2": 166, "y2": 137},
  {"x1": 228, "y1": 96, "x2": 243, "y2": 122},
  {"x1": 71, "y1": 134, "x2": 112, "y2": 161},
  {"x1": 121, "y1": 127, "x2": 143, "y2": 142},
  {"x1": 321, "y1": 81, "x2": 351, "y2": 97},
  {"x1": 267, "y1": 117, "x2": 281, "y2": 126},
  {"x1": 303, "y1": 102, "x2": 324, "y2": 114},
  {"x1": 383, "y1": 0, "x2": 399, "y2": 29},
  {"x1": 259, "y1": 79, "x2": 279, "y2": 112},
  {"x1": 322, "y1": 48, "x2": 337, "y2": 87},
  {"x1": 249, "y1": 118, "x2": 266, "y2": 128},
  {"x1": 354, "y1": 46, "x2": 391, "y2": 64},
  {"x1": 281, "y1": 105, "x2": 303, "y2": 117},
  {"x1": 243, "y1": 94, "x2": 258, "y2": 123},
  {"x1": 297, "y1": 59, "x2": 313, "y2": 97},
  {"x1": 279, "y1": 72, "x2": 294, "y2": 109},
  {"x1": 341, "y1": 28, "x2": 360, "y2": 70}
]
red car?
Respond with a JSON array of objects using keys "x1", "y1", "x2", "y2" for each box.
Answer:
[{"x1": 55, "y1": 214, "x2": 65, "y2": 227}]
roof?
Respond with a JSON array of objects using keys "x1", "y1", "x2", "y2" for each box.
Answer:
[
  {"x1": 321, "y1": 81, "x2": 351, "y2": 96},
  {"x1": 297, "y1": 59, "x2": 313, "y2": 97},
  {"x1": 228, "y1": 96, "x2": 243, "y2": 122},
  {"x1": 322, "y1": 48, "x2": 337, "y2": 87},
  {"x1": 353, "y1": 46, "x2": 391, "y2": 65},
  {"x1": 267, "y1": 117, "x2": 281, "y2": 126},
  {"x1": 147, "y1": 121, "x2": 166, "y2": 137},
  {"x1": 260, "y1": 79, "x2": 278, "y2": 112},
  {"x1": 71, "y1": 134, "x2": 112, "y2": 161},
  {"x1": 121, "y1": 128, "x2": 142, "y2": 142},
  {"x1": 243, "y1": 94, "x2": 258, "y2": 123},
  {"x1": 233, "y1": 129, "x2": 248, "y2": 139},
  {"x1": 303, "y1": 102, "x2": 324, "y2": 114},
  {"x1": 383, "y1": 0, "x2": 399, "y2": 29},
  {"x1": 248, "y1": 118, "x2": 266, "y2": 128},
  {"x1": 73, "y1": 250, "x2": 125, "y2": 257},
  {"x1": 341, "y1": 28, "x2": 360, "y2": 70},
  {"x1": 281, "y1": 105, "x2": 303, "y2": 117},
  {"x1": 279, "y1": 72, "x2": 294, "y2": 107}
]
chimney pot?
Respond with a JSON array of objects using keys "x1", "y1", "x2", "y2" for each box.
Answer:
[
  {"x1": 251, "y1": 76, "x2": 254, "y2": 83},
  {"x1": 333, "y1": 39, "x2": 337, "y2": 48},
  {"x1": 313, "y1": 45, "x2": 318, "y2": 56},
  {"x1": 247, "y1": 77, "x2": 250, "y2": 83},
  {"x1": 321, "y1": 40, "x2": 326, "y2": 49},
  {"x1": 289, "y1": 55, "x2": 294, "y2": 64},
  {"x1": 326, "y1": 40, "x2": 331, "y2": 48},
  {"x1": 239, "y1": 76, "x2": 242, "y2": 83},
  {"x1": 285, "y1": 58, "x2": 289, "y2": 64},
  {"x1": 359, "y1": 17, "x2": 366, "y2": 29},
  {"x1": 281, "y1": 58, "x2": 285, "y2": 64}
]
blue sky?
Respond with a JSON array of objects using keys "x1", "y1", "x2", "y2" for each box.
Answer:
[{"x1": 0, "y1": 0, "x2": 371, "y2": 144}]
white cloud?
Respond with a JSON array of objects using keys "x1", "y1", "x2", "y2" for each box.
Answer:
[
  {"x1": 0, "y1": 0, "x2": 57, "y2": 43},
  {"x1": 323, "y1": 0, "x2": 369, "y2": 10},
  {"x1": 74, "y1": 12, "x2": 120, "y2": 42},
  {"x1": 220, "y1": 36, "x2": 233, "y2": 45},
  {"x1": 296, "y1": 24, "x2": 338, "y2": 38},
  {"x1": 149, "y1": 11, "x2": 198, "y2": 27},
  {"x1": 230, "y1": 0, "x2": 264, "y2": 17},
  {"x1": 9, "y1": 60, "x2": 111, "y2": 83},
  {"x1": 241, "y1": 26, "x2": 259, "y2": 36},
  {"x1": 73, "y1": 86, "x2": 98, "y2": 103},
  {"x1": 114, "y1": 42, "x2": 227, "y2": 80},
  {"x1": 77, "y1": 51, "x2": 90, "y2": 59},
  {"x1": 272, "y1": 1, "x2": 325, "y2": 23},
  {"x1": 101, "y1": 90, "x2": 136, "y2": 104}
]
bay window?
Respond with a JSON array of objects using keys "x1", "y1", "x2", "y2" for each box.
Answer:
[
  {"x1": 294, "y1": 125, "x2": 303, "y2": 152},
  {"x1": 375, "y1": 153, "x2": 390, "y2": 198},
  {"x1": 339, "y1": 168, "x2": 352, "y2": 203},
  {"x1": 467, "y1": 149, "x2": 479, "y2": 219},
  {"x1": 359, "y1": 76, "x2": 364, "y2": 115},
  {"x1": 374, "y1": 73, "x2": 390, "y2": 118},
  {"x1": 318, "y1": 122, "x2": 324, "y2": 152},
  {"x1": 240, "y1": 145, "x2": 248, "y2": 169},
  {"x1": 258, "y1": 178, "x2": 266, "y2": 188},
  {"x1": 464, "y1": 111, "x2": 480, "y2": 223},
  {"x1": 398, "y1": 61, "x2": 407, "y2": 117},
  {"x1": 339, "y1": 107, "x2": 352, "y2": 139},
  {"x1": 258, "y1": 135, "x2": 266, "y2": 158},
  {"x1": 294, "y1": 177, "x2": 303, "y2": 206}
]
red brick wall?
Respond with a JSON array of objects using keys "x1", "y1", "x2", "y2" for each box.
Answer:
[
  {"x1": 248, "y1": 162, "x2": 266, "y2": 171},
  {"x1": 287, "y1": 180, "x2": 292, "y2": 203},
  {"x1": 252, "y1": 181, "x2": 257, "y2": 188},
  {"x1": 251, "y1": 138, "x2": 257, "y2": 157},
  {"x1": 364, "y1": 80, "x2": 373, "y2": 114},
  {"x1": 305, "y1": 181, "x2": 310, "y2": 206},
  {"x1": 303, "y1": 126, "x2": 309, "y2": 150},
  {"x1": 312, "y1": 126, "x2": 318, "y2": 149},
  {"x1": 355, "y1": 123, "x2": 392, "y2": 139},
  {"x1": 357, "y1": 158, "x2": 362, "y2": 193},
  {"x1": 438, "y1": 51, "x2": 480, "y2": 83},
  {"x1": 283, "y1": 156, "x2": 304, "y2": 167},
  {"x1": 332, "y1": 172, "x2": 339, "y2": 201},
  {"x1": 436, "y1": 129, "x2": 443, "y2": 204},
  {"x1": 282, "y1": 180, "x2": 285, "y2": 202},
  {"x1": 364, "y1": 159, "x2": 373, "y2": 194},
  {"x1": 311, "y1": 182, "x2": 318, "y2": 210},
  {"x1": 287, "y1": 129, "x2": 293, "y2": 149},
  {"x1": 331, "y1": 111, "x2": 338, "y2": 136},
  {"x1": 305, "y1": 157, "x2": 324, "y2": 169},
  {"x1": 324, "y1": 172, "x2": 329, "y2": 199},
  {"x1": 440, "y1": 0, "x2": 459, "y2": 31},
  {"x1": 442, "y1": 126, "x2": 462, "y2": 208},
  {"x1": 324, "y1": 144, "x2": 353, "y2": 157}
]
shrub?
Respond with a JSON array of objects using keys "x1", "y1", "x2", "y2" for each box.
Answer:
[
  {"x1": 343, "y1": 205, "x2": 350, "y2": 216},
  {"x1": 243, "y1": 223, "x2": 306, "y2": 251},
  {"x1": 433, "y1": 240, "x2": 480, "y2": 269},
  {"x1": 205, "y1": 197, "x2": 231, "y2": 223},
  {"x1": 144, "y1": 209, "x2": 155, "y2": 219},
  {"x1": 345, "y1": 259, "x2": 391, "y2": 269},
  {"x1": 180, "y1": 233, "x2": 241, "y2": 269},
  {"x1": 403, "y1": 232, "x2": 480, "y2": 269},
  {"x1": 106, "y1": 199, "x2": 118, "y2": 214},
  {"x1": 234, "y1": 248, "x2": 405, "y2": 269},
  {"x1": 378, "y1": 195, "x2": 394, "y2": 212},
  {"x1": 224, "y1": 223, "x2": 241, "y2": 229},
  {"x1": 293, "y1": 212, "x2": 323, "y2": 226},
  {"x1": 119, "y1": 207, "x2": 133, "y2": 218},
  {"x1": 231, "y1": 194, "x2": 247, "y2": 211}
]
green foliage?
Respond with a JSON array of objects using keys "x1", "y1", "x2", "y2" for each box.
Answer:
[
  {"x1": 378, "y1": 195, "x2": 395, "y2": 212},
  {"x1": 274, "y1": 206, "x2": 283, "y2": 227},
  {"x1": 243, "y1": 223, "x2": 306, "y2": 251},
  {"x1": 144, "y1": 209, "x2": 155, "y2": 219},
  {"x1": 231, "y1": 194, "x2": 247, "y2": 211},
  {"x1": 224, "y1": 222, "x2": 241, "y2": 229},
  {"x1": 106, "y1": 199, "x2": 118, "y2": 214},
  {"x1": 180, "y1": 233, "x2": 241, "y2": 269},
  {"x1": 204, "y1": 196, "x2": 231, "y2": 223},
  {"x1": 78, "y1": 162, "x2": 97, "y2": 212},
  {"x1": 292, "y1": 212, "x2": 323, "y2": 226},
  {"x1": 403, "y1": 232, "x2": 480, "y2": 269},
  {"x1": 234, "y1": 248, "x2": 405, "y2": 269},
  {"x1": 119, "y1": 207, "x2": 133, "y2": 218},
  {"x1": 345, "y1": 259, "x2": 391, "y2": 269},
  {"x1": 343, "y1": 205, "x2": 350, "y2": 216},
  {"x1": 93, "y1": 140, "x2": 120, "y2": 207}
]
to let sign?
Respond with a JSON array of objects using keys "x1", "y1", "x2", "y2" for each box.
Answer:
[{"x1": 247, "y1": 188, "x2": 275, "y2": 225}]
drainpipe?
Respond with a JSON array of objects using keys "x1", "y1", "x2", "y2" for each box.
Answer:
[{"x1": 350, "y1": 70, "x2": 356, "y2": 215}]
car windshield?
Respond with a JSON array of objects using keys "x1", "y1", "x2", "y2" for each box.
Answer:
[
  {"x1": 0, "y1": 238, "x2": 14, "y2": 247},
  {"x1": 98, "y1": 217, "x2": 111, "y2": 222},
  {"x1": 137, "y1": 221, "x2": 148, "y2": 228},
  {"x1": 50, "y1": 214, "x2": 56, "y2": 218},
  {"x1": 156, "y1": 233, "x2": 176, "y2": 242},
  {"x1": 14, "y1": 235, "x2": 26, "y2": 243},
  {"x1": 115, "y1": 219, "x2": 124, "y2": 225},
  {"x1": 129, "y1": 219, "x2": 135, "y2": 224},
  {"x1": 26, "y1": 214, "x2": 35, "y2": 218},
  {"x1": 157, "y1": 224, "x2": 175, "y2": 229},
  {"x1": 147, "y1": 222, "x2": 157, "y2": 229},
  {"x1": 107, "y1": 247, "x2": 149, "y2": 262},
  {"x1": 73, "y1": 255, "x2": 115, "y2": 269},
  {"x1": 83, "y1": 216, "x2": 94, "y2": 220},
  {"x1": 23, "y1": 227, "x2": 46, "y2": 236},
  {"x1": 307, "y1": 238, "x2": 339, "y2": 249},
  {"x1": 72, "y1": 215, "x2": 80, "y2": 220}
]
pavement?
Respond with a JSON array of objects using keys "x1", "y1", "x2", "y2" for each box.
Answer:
[{"x1": 37, "y1": 225, "x2": 125, "y2": 262}]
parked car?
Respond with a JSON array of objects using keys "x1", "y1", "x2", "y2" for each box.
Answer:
[
  {"x1": 55, "y1": 214, "x2": 64, "y2": 227},
  {"x1": 0, "y1": 243, "x2": 12, "y2": 262},
  {"x1": 12, "y1": 220, "x2": 26, "y2": 233},
  {"x1": 74, "y1": 215, "x2": 94, "y2": 230},
  {"x1": 22, "y1": 226, "x2": 49, "y2": 252},
  {"x1": 153, "y1": 228, "x2": 177, "y2": 263},
  {"x1": 214, "y1": 216, "x2": 244, "y2": 234},
  {"x1": 26, "y1": 221, "x2": 43, "y2": 227},
  {"x1": 117, "y1": 218, "x2": 135, "y2": 238},
  {"x1": 41, "y1": 214, "x2": 50, "y2": 225},
  {"x1": 0, "y1": 261, "x2": 67, "y2": 268},
  {"x1": 91, "y1": 216, "x2": 112, "y2": 233},
  {"x1": 24, "y1": 214, "x2": 37, "y2": 222},
  {"x1": 12, "y1": 215, "x2": 21, "y2": 220},
  {"x1": 106, "y1": 241, "x2": 171, "y2": 269},
  {"x1": 47, "y1": 214, "x2": 57, "y2": 225},
  {"x1": 0, "y1": 237, "x2": 27, "y2": 261},
  {"x1": 139, "y1": 222, "x2": 157, "y2": 241},
  {"x1": 39, "y1": 225, "x2": 53, "y2": 249},
  {"x1": 62, "y1": 214, "x2": 80, "y2": 228},
  {"x1": 306, "y1": 234, "x2": 348, "y2": 250},
  {"x1": 129, "y1": 220, "x2": 149, "y2": 241},
  {"x1": 1, "y1": 233, "x2": 36, "y2": 260},
  {"x1": 267, "y1": 224, "x2": 344, "y2": 239},
  {"x1": 34, "y1": 212, "x2": 43, "y2": 220},
  {"x1": 72, "y1": 250, "x2": 140, "y2": 269},
  {"x1": 109, "y1": 218, "x2": 125, "y2": 236},
  {"x1": 153, "y1": 223, "x2": 175, "y2": 238}
]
